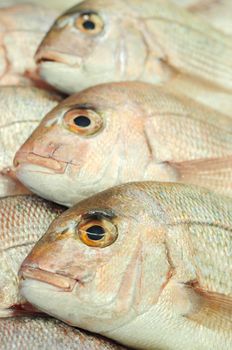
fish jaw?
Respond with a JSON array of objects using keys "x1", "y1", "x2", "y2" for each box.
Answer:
[
  {"x1": 19, "y1": 275, "x2": 135, "y2": 334},
  {"x1": 14, "y1": 163, "x2": 76, "y2": 206},
  {"x1": 38, "y1": 61, "x2": 84, "y2": 94}
]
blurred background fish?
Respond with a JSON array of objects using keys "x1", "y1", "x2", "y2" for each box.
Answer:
[{"x1": 34, "y1": 0, "x2": 232, "y2": 116}]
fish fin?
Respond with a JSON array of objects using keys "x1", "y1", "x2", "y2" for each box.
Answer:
[
  {"x1": 0, "y1": 303, "x2": 44, "y2": 318},
  {"x1": 0, "y1": 168, "x2": 31, "y2": 197},
  {"x1": 169, "y1": 157, "x2": 232, "y2": 196},
  {"x1": 173, "y1": 280, "x2": 232, "y2": 331},
  {"x1": 144, "y1": 105, "x2": 232, "y2": 167}
]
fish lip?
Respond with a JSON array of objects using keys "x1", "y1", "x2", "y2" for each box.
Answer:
[
  {"x1": 35, "y1": 48, "x2": 82, "y2": 67},
  {"x1": 19, "y1": 266, "x2": 78, "y2": 292},
  {"x1": 14, "y1": 151, "x2": 67, "y2": 174}
]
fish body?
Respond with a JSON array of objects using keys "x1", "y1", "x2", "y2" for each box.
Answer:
[
  {"x1": 0, "y1": 3, "x2": 57, "y2": 86},
  {"x1": 19, "y1": 181, "x2": 232, "y2": 350},
  {"x1": 14, "y1": 82, "x2": 232, "y2": 206},
  {"x1": 0, "y1": 195, "x2": 64, "y2": 315},
  {"x1": 35, "y1": 0, "x2": 232, "y2": 116},
  {"x1": 0, "y1": 317, "x2": 127, "y2": 350}
]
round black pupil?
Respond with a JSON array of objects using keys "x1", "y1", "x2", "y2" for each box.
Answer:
[
  {"x1": 83, "y1": 20, "x2": 95, "y2": 30},
  {"x1": 74, "y1": 116, "x2": 91, "y2": 127},
  {"x1": 86, "y1": 225, "x2": 105, "y2": 240}
]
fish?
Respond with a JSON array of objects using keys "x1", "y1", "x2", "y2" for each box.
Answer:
[
  {"x1": 14, "y1": 81, "x2": 232, "y2": 207},
  {"x1": 0, "y1": 194, "x2": 64, "y2": 316},
  {"x1": 35, "y1": 0, "x2": 232, "y2": 116},
  {"x1": 19, "y1": 181, "x2": 232, "y2": 350},
  {"x1": 0, "y1": 317, "x2": 127, "y2": 350},
  {"x1": 0, "y1": 3, "x2": 57, "y2": 86},
  {"x1": 0, "y1": 86, "x2": 62, "y2": 197}
]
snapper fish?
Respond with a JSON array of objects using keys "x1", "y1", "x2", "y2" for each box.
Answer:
[
  {"x1": 35, "y1": 0, "x2": 232, "y2": 116},
  {"x1": 19, "y1": 181, "x2": 232, "y2": 350},
  {"x1": 14, "y1": 81, "x2": 232, "y2": 207}
]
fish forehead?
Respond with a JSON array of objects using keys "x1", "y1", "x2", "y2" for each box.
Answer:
[
  {"x1": 64, "y1": 0, "x2": 131, "y2": 16},
  {"x1": 64, "y1": 0, "x2": 176, "y2": 17},
  {"x1": 38, "y1": 180, "x2": 232, "y2": 249},
  {"x1": 53, "y1": 181, "x2": 232, "y2": 221}
]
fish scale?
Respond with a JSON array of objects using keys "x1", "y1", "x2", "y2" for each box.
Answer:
[{"x1": 0, "y1": 317, "x2": 127, "y2": 350}]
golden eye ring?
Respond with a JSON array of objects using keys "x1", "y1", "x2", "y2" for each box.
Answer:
[
  {"x1": 77, "y1": 218, "x2": 118, "y2": 248},
  {"x1": 75, "y1": 12, "x2": 104, "y2": 35},
  {"x1": 63, "y1": 108, "x2": 103, "y2": 136}
]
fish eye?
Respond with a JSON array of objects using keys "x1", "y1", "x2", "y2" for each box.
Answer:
[
  {"x1": 75, "y1": 12, "x2": 104, "y2": 35},
  {"x1": 78, "y1": 218, "x2": 118, "y2": 248},
  {"x1": 63, "y1": 108, "x2": 103, "y2": 136}
]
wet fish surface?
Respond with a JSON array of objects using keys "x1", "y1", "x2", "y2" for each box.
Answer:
[
  {"x1": 19, "y1": 181, "x2": 232, "y2": 350},
  {"x1": 35, "y1": 0, "x2": 232, "y2": 116},
  {"x1": 0, "y1": 195, "x2": 64, "y2": 315},
  {"x1": 14, "y1": 82, "x2": 232, "y2": 206},
  {"x1": 0, "y1": 317, "x2": 127, "y2": 350},
  {"x1": 0, "y1": 3, "x2": 57, "y2": 86}
]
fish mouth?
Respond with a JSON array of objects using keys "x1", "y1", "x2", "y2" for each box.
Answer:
[
  {"x1": 20, "y1": 266, "x2": 78, "y2": 292},
  {"x1": 14, "y1": 151, "x2": 67, "y2": 174},
  {"x1": 35, "y1": 49, "x2": 82, "y2": 67}
]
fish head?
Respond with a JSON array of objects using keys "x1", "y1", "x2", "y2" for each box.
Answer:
[
  {"x1": 19, "y1": 182, "x2": 170, "y2": 333},
  {"x1": 35, "y1": 0, "x2": 165, "y2": 94},
  {"x1": 14, "y1": 83, "x2": 149, "y2": 206}
]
